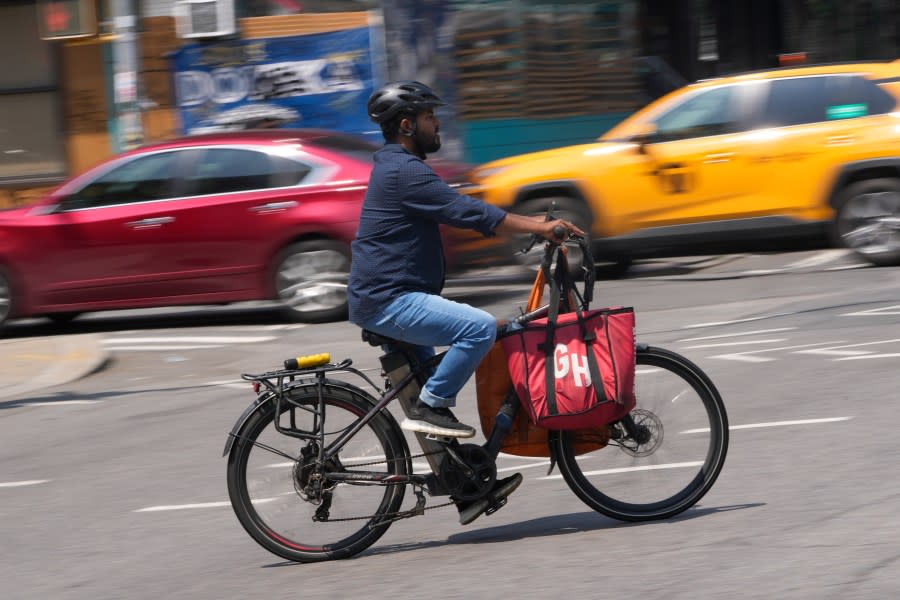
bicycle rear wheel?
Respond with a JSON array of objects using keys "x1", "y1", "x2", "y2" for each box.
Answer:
[
  {"x1": 226, "y1": 381, "x2": 409, "y2": 562},
  {"x1": 553, "y1": 346, "x2": 728, "y2": 521}
]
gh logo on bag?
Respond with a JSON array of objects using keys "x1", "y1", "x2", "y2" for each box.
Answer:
[{"x1": 554, "y1": 343, "x2": 592, "y2": 388}]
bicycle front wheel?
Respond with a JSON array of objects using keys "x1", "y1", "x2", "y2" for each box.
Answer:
[
  {"x1": 553, "y1": 346, "x2": 728, "y2": 521},
  {"x1": 226, "y1": 381, "x2": 409, "y2": 562}
]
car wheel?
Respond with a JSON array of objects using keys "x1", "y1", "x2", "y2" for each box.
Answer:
[
  {"x1": 0, "y1": 269, "x2": 12, "y2": 329},
  {"x1": 834, "y1": 178, "x2": 900, "y2": 266},
  {"x1": 273, "y1": 240, "x2": 350, "y2": 323},
  {"x1": 513, "y1": 196, "x2": 631, "y2": 279}
]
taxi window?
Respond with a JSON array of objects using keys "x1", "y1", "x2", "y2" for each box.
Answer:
[
  {"x1": 761, "y1": 75, "x2": 896, "y2": 127},
  {"x1": 652, "y1": 86, "x2": 743, "y2": 141}
]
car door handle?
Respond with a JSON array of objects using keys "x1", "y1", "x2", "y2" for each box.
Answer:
[
  {"x1": 826, "y1": 135, "x2": 855, "y2": 146},
  {"x1": 126, "y1": 217, "x2": 175, "y2": 229},
  {"x1": 249, "y1": 201, "x2": 298, "y2": 213},
  {"x1": 703, "y1": 152, "x2": 734, "y2": 164}
]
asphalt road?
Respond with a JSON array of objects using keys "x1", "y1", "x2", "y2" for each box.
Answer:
[{"x1": 3, "y1": 248, "x2": 899, "y2": 600}]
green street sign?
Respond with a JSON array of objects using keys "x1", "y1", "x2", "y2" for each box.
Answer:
[{"x1": 37, "y1": 0, "x2": 96, "y2": 40}]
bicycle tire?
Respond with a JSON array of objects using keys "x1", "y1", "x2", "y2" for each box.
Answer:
[
  {"x1": 227, "y1": 380, "x2": 409, "y2": 562},
  {"x1": 553, "y1": 346, "x2": 728, "y2": 521}
]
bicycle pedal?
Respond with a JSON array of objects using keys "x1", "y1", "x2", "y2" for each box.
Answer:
[
  {"x1": 484, "y1": 497, "x2": 508, "y2": 516},
  {"x1": 424, "y1": 433, "x2": 455, "y2": 443}
]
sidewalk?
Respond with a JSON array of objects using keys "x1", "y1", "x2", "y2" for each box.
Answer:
[{"x1": 0, "y1": 334, "x2": 109, "y2": 401}]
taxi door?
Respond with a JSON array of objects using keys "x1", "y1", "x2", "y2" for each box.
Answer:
[{"x1": 598, "y1": 81, "x2": 768, "y2": 235}]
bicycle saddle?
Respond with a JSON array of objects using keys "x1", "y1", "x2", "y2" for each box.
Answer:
[{"x1": 361, "y1": 329, "x2": 398, "y2": 347}]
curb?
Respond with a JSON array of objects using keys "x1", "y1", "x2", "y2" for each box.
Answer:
[{"x1": 0, "y1": 334, "x2": 110, "y2": 401}]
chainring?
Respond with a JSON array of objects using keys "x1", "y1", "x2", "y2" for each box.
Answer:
[{"x1": 437, "y1": 444, "x2": 497, "y2": 502}]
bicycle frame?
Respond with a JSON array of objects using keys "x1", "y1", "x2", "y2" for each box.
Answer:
[{"x1": 228, "y1": 234, "x2": 578, "y2": 489}]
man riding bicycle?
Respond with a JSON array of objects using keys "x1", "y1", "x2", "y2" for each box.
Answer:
[{"x1": 348, "y1": 81, "x2": 583, "y2": 524}]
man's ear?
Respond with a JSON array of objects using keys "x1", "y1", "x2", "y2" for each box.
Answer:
[{"x1": 399, "y1": 116, "x2": 416, "y2": 137}]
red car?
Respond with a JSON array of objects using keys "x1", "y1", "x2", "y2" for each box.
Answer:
[{"x1": 0, "y1": 129, "x2": 467, "y2": 328}]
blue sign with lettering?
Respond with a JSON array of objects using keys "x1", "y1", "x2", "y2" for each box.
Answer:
[{"x1": 172, "y1": 27, "x2": 380, "y2": 140}]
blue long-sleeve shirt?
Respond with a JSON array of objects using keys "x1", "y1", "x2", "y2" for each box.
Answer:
[{"x1": 348, "y1": 144, "x2": 507, "y2": 325}]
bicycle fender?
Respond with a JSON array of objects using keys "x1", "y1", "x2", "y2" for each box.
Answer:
[{"x1": 223, "y1": 392, "x2": 275, "y2": 457}]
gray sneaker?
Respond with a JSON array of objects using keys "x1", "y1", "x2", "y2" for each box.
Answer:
[
  {"x1": 456, "y1": 473, "x2": 523, "y2": 525},
  {"x1": 401, "y1": 401, "x2": 476, "y2": 438}
]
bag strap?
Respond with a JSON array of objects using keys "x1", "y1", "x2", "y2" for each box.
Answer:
[{"x1": 541, "y1": 245, "x2": 607, "y2": 413}]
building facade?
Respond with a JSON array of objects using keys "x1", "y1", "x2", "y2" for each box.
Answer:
[{"x1": 2, "y1": 0, "x2": 899, "y2": 208}]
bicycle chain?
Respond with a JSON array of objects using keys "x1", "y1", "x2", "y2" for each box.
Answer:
[{"x1": 313, "y1": 449, "x2": 459, "y2": 523}]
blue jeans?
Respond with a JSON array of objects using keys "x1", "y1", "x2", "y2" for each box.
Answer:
[{"x1": 359, "y1": 292, "x2": 497, "y2": 408}]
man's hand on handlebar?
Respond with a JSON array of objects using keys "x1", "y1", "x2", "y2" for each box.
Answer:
[
  {"x1": 535, "y1": 217, "x2": 584, "y2": 243},
  {"x1": 494, "y1": 212, "x2": 585, "y2": 253}
]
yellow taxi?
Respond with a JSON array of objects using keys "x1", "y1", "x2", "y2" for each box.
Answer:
[{"x1": 464, "y1": 61, "x2": 900, "y2": 274}]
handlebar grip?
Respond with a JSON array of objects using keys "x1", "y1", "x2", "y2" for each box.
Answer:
[
  {"x1": 552, "y1": 225, "x2": 566, "y2": 240},
  {"x1": 284, "y1": 353, "x2": 331, "y2": 370}
]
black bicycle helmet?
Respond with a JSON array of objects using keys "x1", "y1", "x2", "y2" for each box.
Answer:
[{"x1": 367, "y1": 81, "x2": 447, "y2": 124}]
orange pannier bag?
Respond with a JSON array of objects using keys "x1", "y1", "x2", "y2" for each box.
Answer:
[{"x1": 475, "y1": 268, "x2": 610, "y2": 457}]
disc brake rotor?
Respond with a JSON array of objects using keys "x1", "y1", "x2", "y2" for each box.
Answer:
[{"x1": 616, "y1": 409, "x2": 664, "y2": 458}]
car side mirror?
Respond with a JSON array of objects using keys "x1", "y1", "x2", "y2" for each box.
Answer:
[
  {"x1": 29, "y1": 201, "x2": 63, "y2": 216},
  {"x1": 631, "y1": 124, "x2": 659, "y2": 155}
]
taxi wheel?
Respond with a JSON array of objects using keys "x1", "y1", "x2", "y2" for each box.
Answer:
[
  {"x1": 515, "y1": 196, "x2": 631, "y2": 279},
  {"x1": 514, "y1": 196, "x2": 592, "y2": 279},
  {"x1": 834, "y1": 178, "x2": 900, "y2": 267},
  {"x1": 273, "y1": 240, "x2": 350, "y2": 323}
]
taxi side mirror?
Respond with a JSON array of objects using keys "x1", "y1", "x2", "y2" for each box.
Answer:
[{"x1": 631, "y1": 124, "x2": 659, "y2": 155}]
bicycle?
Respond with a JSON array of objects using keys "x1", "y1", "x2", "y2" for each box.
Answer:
[{"x1": 224, "y1": 226, "x2": 729, "y2": 563}]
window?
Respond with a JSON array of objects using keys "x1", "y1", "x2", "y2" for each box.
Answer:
[
  {"x1": 0, "y1": 3, "x2": 65, "y2": 181},
  {"x1": 760, "y1": 77, "x2": 827, "y2": 127},
  {"x1": 64, "y1": 152, "x2": 182, "y2": 209},
  {"x1": 653, "y1": 85, "x2": 742, "y2": 141},
  {"x1": 760, "y1": 75, "x2": 896, "y2": 128},
  {"x1": 307, "y1": 133, "x2": 378, "y2": 163},
  {"x1": 187, "y1": 148, "x2": 311, "y2": 196}
]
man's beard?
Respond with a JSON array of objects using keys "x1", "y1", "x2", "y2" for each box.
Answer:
[{"x1": 414, "y1": 130, "x2": 441, "y2": 156}]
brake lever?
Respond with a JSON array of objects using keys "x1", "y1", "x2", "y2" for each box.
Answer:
[{"x1": 520, "y1": 201, "x2": 560, "y2": 254}]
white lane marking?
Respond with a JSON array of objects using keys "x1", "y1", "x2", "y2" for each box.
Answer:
[
  {"x1": 798, "y1": 338, "x2": 900, "y2": 358},
  {"x1": 710, "y1": 341, "x2": 843, "y2": 363},
  {"x1": 682, "y1": 416, "x2": 853, "y2": 434},
  {"x1": 104, "y1": 336, "x2": 277, "y2": 344},
  {"x1": 683, "y1": 338, "x2": 787, "y2": 349},
  {"x1": 13, "y1": 400, "x2": 103, "y2": 406},
  {"x1": 203, "y1": 380, "x2": 252, "y2": 390},
  {"x1": 826, "y1": 264, "x2": 866, "y2": 271},
  {"x1": 842, "y1": 304, "x2": 900, "y2": 316},
  {"x1": 540, "y1": 461, "x2": 703, "y2": 480},
  {"x1": 136, "y1": 501, "x2": 237, "y2": 512},
  {"x1": 0, "y1": 480, "x2": 50, "y2": 488},
  {"x1": 678, "y1": 328, "x2": 797, "y2": 342},
  {"x1": 635, "y1": 367, "x2": 662, "y2": 374},
  {"x1": 684, "y1": 313, "x2": 793, "y2": 329},
  {"x1": 837, "y1": 353, "x2": 900, "y2": 361},
  {"x1": 498, "y1": 461, "x2": 552, "y2": 473},
  {"x1": 783, "y1": 249, "x2": 850, "y2": 270}
]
